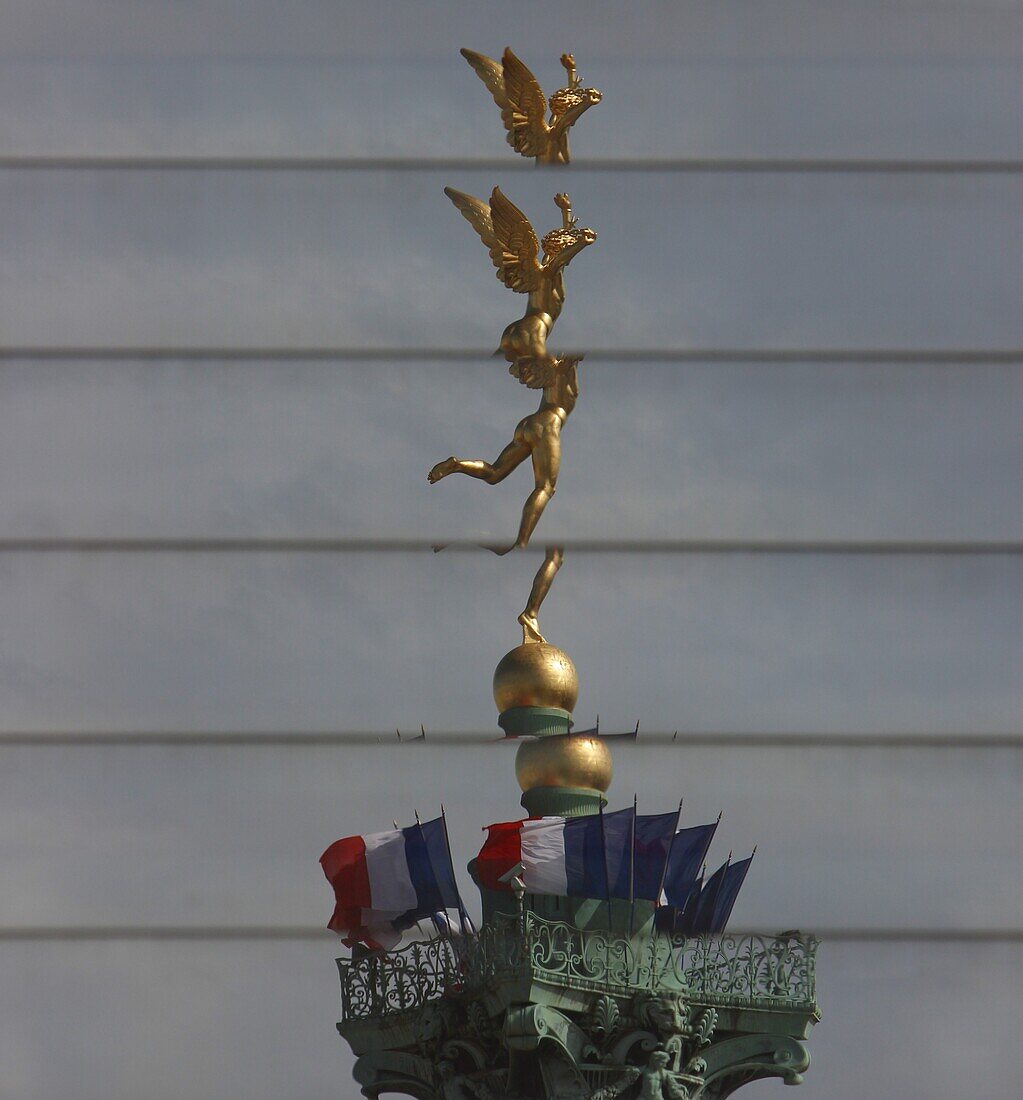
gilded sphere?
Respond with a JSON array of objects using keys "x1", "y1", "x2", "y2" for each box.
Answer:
[
  {"x1": 493, "y1": 643, "x2": 579, "y2": 714},
  {"x1": 515, "y1": 734, "x2": 613, "y2": 794}
]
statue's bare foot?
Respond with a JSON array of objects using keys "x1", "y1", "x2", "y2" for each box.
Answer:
[
  {"x1": 482, "y1": 541, "x2": 516, "y2": 557},
  {"x1": 428, "y1": 458, "x2": 458, "y2": 484},
  {"x1": 518, "y1": 611, "x2": 546, "y2": 644}
]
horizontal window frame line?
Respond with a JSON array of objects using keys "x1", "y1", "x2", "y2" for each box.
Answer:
[
  {"x1": 1, "y1": 732, "x2": 1020, "y2": 748},
  {"x1": 0, "y1": 538, "x2": 1019, "y2": 555},
  {"x1": 1, "y1": 156, "x2": 1021, "y2": 174},
  {"x1": 2, "y1": 347, "x2": 1021, "y2": 364},
  {"x1": 0, "y1": 925, "x2": 1019, "y2": 943}
]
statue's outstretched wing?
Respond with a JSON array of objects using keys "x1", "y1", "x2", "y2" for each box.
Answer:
[
  {"x1": 488, "y1": 187, "x2": 543, "y2": 291},
  {"x1": 460, "y1": 47, "x2": 550, "y2": 159},
  {"x1": 498, "y1": 49, "x2": 550, "y2": 158},
  {"x1": 444, "y1": 186, "x2": 542, "y2": 293},
  {"x1": 460, "y1": 48, "x2": 505, "y2": 104}
]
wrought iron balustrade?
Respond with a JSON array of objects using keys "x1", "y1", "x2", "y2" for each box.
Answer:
[{"x1": 337, "y1": 912, "x2": 818, "y2": 1022}]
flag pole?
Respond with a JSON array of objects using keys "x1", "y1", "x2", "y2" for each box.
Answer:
[
  {"x1": 415, "y1": 808, "x2": 453, "y2": 945},
  {"x1": 628, "y1": 793, "x2": 638, "y2": 936},
  {"x1": 395, "y1": 818, "x2": 430, "y2": 941},
  {"x1": 703, "y1": 851, "x2": 732, "y2": 937},
  {"x1": 683, "y1": 863, "x2": 707, "y2": 936},
  {"x1": 598, "y1": 799, "x2": 613, "y2": 936},
  {"x1": 719, "y1": 850, "x2": 733, "y2": 931},
  {"x1": 715, "y1": 848, "x2": 755, "y2": 933},
  {"x1": 415, "y1": 808, "x2": 445, "y2": 942},
  {"x1": 440, "y1": 803, "x2": 471, "y2": 937},
  {"x1": 654, "y1": 797, "x2": 684, "y2": 935}
]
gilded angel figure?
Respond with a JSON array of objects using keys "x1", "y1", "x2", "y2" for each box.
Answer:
[
  {"x1": 428, "y1": 189, "x2": 596, "y2": 554},
  {"x1": 460, "y1": 47, "x2": 602, "y2": 164},
  {"x1": 442, "y1": 186, "x2": 596, "y2": 384},
  {"x1": 428, "y1": 188, "x2": 597, "y2": 643}
]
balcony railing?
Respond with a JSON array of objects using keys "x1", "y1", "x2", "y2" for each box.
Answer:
[{"x1": 338, "y1": 911, "x2": 818, "y2": 1022}]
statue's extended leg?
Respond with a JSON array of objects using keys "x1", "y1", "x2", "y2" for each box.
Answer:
[
  {"x1": 428, "y1": 439, "x2": 529, "y2": 485},
  {"x1": 514, "y1": 484, "x2": 554, "y2": 548},
  {"x1": 511, "y1": 421, "x2": 562, "y2": 548},
  {"x1": 519, "y1": 546, "x2": 564, "y2": 644}
]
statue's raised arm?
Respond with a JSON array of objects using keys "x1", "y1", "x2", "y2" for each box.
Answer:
[{"x1": 460, "y1": 47, "x2": 602, "y2": 165}]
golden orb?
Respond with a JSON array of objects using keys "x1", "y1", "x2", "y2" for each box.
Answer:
[
  {"x1": 515, "y1": 734, "x2": 613, "y2": 794},
  {"x1": 493, "y1": 643, "x2": 579, "y2": 714}
]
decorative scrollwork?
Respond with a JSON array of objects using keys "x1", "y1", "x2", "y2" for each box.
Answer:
[
  {"x1": 338, "y1": 936, "x2": 472, "y2": 1020},
  {"x1": 337, "y1": 914, "x2": 818, "y2": 1023},
  {"x1": 665, "y1": 931, "x2": 818, "y2": 1007}
]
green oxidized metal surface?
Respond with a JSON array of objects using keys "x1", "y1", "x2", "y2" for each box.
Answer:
[
  {"x1": 499, "y1": 705, "x2": 573, "y2": 737},
  {"x1": 337, "y1": 911, "x2": 819, "y2": 1098},
  {"x1": 339, "y1": 912, "x2": 818, "y2": 1020},
  {"x1": 521, "y1": 785, "x2": 607, "y2": 817}
]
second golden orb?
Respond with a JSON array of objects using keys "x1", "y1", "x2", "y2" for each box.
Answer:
[{"x1": 515, "y1": 734, "x2": 613, "y2": 795}]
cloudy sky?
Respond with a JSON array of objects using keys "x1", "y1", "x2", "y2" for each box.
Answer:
[{"x1": 1, "y1": 3, "x2": 1021, "y2": 1099}]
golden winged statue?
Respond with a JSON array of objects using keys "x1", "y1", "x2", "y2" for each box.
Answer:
[
  {"x1": 461, "y1": 48, "x2": 602, "y2": 165},
  {"x1": 428, "y1": 188, "x2": 595, "y2": 549},
  {"x1": 441, "y1": 186, "x2": 596, "y2": 384},
  {"x1": 428, "y1": 189, "x2": 597, "y2": 644}
]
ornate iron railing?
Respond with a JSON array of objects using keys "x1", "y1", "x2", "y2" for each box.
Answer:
[
  {"x1": 338, "y1": 912, "x2": 818, "y2": 1022},
  {"x1": 672, "y1": 931, "x2": 818, "y2": 1006},
  {"x1": 338, "y1": 936, "x2": 469, "y2": 1019}
]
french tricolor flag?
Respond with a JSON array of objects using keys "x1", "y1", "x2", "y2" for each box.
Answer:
[
  {"x1": 477, "y1": 808, "x2": 719, "y2": 905},
  {"x1": 477, "y1": 808, "x2": 670, "y2": 899},
  {"x1": 320, "y1": 816, "x2": 465, "y2": 950}
]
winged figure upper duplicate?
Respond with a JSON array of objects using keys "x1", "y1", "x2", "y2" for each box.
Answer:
[{"x1": 461, "y1": 48, "x2": 602, "y2": 165}]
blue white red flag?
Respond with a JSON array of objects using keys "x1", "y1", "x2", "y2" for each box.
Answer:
[
  {"x1": 660, "y1": 822, "x2": 718, "y2": 908},
  {"x1": 319, "y1": 816, "x2": 464, "y2": 949},
  {"x1": 631, "y1": 810, "x2": 681, "y2": 900},
  {"x1": 687, "y1": 858, "x2": 732, "y2": 934},
  {"x1": 477, "y1": 816, "x2": 601, "y2": 897},
  {"x1": 707, "y1": 854, "x2": 754, "y2": 933},
  {"x1": 655, "y1": 862, "x2": 705, "y2": 935},
  {"x1": 477, "y1": 807, "x2": 678, "y2": 902},
  {"x1": 601, "y1": 806, "x2": 635, "y2": 898}
]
